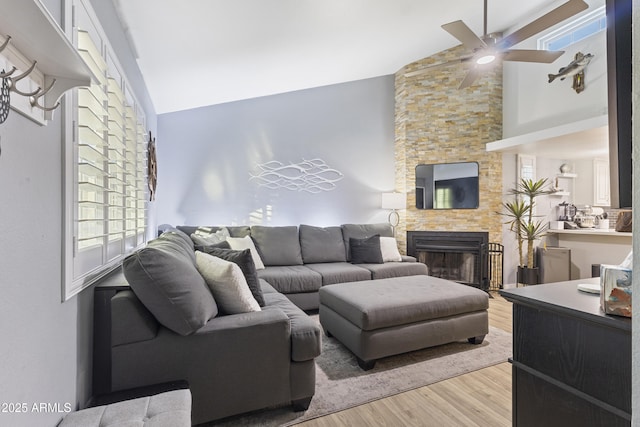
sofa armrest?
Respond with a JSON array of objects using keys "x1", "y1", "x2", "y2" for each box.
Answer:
[
  {"x1": 193, "y1": 305, "x2": 290, "y2": 335},
  {"x1": 111, "y1": 290, "x2": 159, "y2": 346},
  {"x1": 111, "y1": 305, "x2": 294, "y2": 423},
  {"x1": 401, "y1": 255, "x2": 417, "y2": 262}
]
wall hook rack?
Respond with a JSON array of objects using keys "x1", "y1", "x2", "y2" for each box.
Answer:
[
  {"x1": 7, "y1": 60, "x2": 40, "y2": 96},
  {"x1": 0, "y1": 66, "x2": 16, "y2": 78},
  {"x1": 0, "y1": 35, "x2": 10, "y2": 53},
  {"x1": 0, "y1": 0, "x2": 92, "y2": 125},
  {"x1": 30, "y1": 78, "x2": 59, "y2": 111}
]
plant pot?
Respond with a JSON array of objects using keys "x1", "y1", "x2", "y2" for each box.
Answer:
[{"x1": 517, "y1": 266, "x2": 539, "y2": 286}]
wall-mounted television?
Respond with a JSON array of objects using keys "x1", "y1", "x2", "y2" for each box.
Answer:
[{"x1": 415, "y1": 162, "x2": 479, "y2": 210}]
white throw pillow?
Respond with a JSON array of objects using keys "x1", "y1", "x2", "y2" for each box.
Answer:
[
  {"x1": 379, "y1": 237, "x2": 403, "y2": 262},
  {"x1": 195, "y1": 251, "x2": 261, "y2": 314},
  {"x1": 227, "y1": 235, "x2": 265, "y2": 270},
  {"x1": 190, "y1": 227, "x2": 230, "y2": 246}
]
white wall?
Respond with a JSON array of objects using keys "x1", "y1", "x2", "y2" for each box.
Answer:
[
  {"x1": 503, "y1": 0, "x2": 607, "y2": 138},
  {"x1": 156, "y1": 76, "x2": 396, "y2": 228},
  {"x1": 0, "y1": 1, "x2": 155, "y2": 426}
]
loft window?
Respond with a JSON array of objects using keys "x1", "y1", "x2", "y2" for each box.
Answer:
[{"x1": 538, "y1": 6, "x2": 606, "y2": 51}]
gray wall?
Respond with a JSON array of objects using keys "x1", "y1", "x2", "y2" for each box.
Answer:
[
  {"x1": 0, "y1": 1, "x2": 155, "y2": 426},
  {"x1": 156, "y1": 76, "x2": 396, "y2": 228}
]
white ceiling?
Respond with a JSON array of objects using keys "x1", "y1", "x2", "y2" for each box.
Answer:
[{"x1": 112, "y1": 0, "x2": 574, "y2": 114}]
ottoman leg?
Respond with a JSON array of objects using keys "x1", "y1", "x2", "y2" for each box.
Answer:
[
  {"x1": 468, "y1": 335, "x2": 486, "y2": 345},
  {"x1": 356, "y1": 357, "x2": 376, "y2": 371}
]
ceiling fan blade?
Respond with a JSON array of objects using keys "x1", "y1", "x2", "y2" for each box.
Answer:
[
  {"x1": 498, "y1": 0, "x2": 589, "y2": 49},
  {"x1": 502, "y1": 49, "x2": 565, "y2": 63},
  {"x1": 459, "y1": 67, "x2": 482, "y2": 89},
  {"x1": 405, "y1": 56, "x2": 474, "y2": 77},
  {"x1": 442, "y1": 20, "x2": 487, "y2": 51}
]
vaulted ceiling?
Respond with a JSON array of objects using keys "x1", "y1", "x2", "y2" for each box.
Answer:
[{"x1": 112, "y1": 0, "x2": 579, "y2": 114}]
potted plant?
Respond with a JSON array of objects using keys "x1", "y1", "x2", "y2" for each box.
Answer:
[{"x1": 500, "y1": 178, "x2": 552, "y2": 285}]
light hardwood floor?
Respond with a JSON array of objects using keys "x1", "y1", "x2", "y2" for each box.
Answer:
[{"x1": 295, "y1": 292, "x2": 513, "y2": 427}]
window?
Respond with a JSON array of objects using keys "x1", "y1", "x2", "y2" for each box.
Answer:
[
  {"x1": 538, "y1": 6, "x2": 606, "y2": 51},
  {"x1": 63, "y1": 0, "x2": 148, "y2": 300}
]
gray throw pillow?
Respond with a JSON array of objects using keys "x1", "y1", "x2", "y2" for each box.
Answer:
[
  {"x1": 250, "y1": 226, "x2": 303, "y2": 266},
  {"x1": 176, "y1": 225, "x2": 251, "y2": 238},
  {"x1": 122, "y1": 234, "x2": 218, "y2": 336},
  {"x1": 341, "y1": 223, "x2": 393, "y2": 261},
  {"x1": 350, "y1": 235, "x2": 383, "y2": 264},
  {"x1": 199, "y1": 247, "x2": 265, "y2": 306},
  {"x1": 299, "y1": 224, "x2": 347, "y2": 263}
]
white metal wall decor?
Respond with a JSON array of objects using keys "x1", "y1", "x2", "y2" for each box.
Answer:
[{"x1": 250, "y1": 158, "x2": 344, "y2": 193}]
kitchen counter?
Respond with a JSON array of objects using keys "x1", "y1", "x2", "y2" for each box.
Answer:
[
  {"x1": 547, "y1": 229, "x2": 632, "y2": 237},
  {"x1": 545, "y1": 230, "x2": 632, "y2": 280}
]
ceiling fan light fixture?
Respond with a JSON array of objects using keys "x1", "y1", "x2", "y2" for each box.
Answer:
[{"x1": 476, "y1": 54, "x2": 496, "y2": 65}]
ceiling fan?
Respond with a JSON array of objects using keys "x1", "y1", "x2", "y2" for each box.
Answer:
[{"x1": 406, "y1": 0, "x2": 589, "y2": 89}]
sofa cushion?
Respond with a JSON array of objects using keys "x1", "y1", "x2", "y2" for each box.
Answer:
[
  {"x1": 257, "y1": 265, "x2": 322, "y2": 294},
  {"x1": 227, "y1": 235, "x2": 265, "y2": 270},
  {"x1": 263, "y1": 292, "x2": 322, "y2": 362},
  {"x1": 159, "y1": 230, "x2": 196, "y2": 261},
  {"x1": 341, "y1": 223, "x2": 393, "y2": 261},
  {"x1": 358, "y1": 261, "x2": 428, "y2": 280},
  {"x1": 299, "y1": 225, "x2": 347, "y2": 263},
  {"x1": 195, "y1": 251, "x2": 261, "y2": 314},
  {"x1": 199, "y1": 247, "x2": 265, "y2": 306},
  {"x1": 251, "y1": 226, "x2": 303, "y2": 266},
  {"x1": 305, "y1": 262, "x2": 372, "y2": 285},
  {"x1": 122, "y1": 234, "x2": 218, "y2": 336},
  {"x1": 350, "y1": 235, "x2": 383, "y2": 264}
]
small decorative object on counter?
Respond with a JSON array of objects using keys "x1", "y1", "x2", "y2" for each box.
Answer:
[
  {"x1": 600, "y1": 257, "x2": 632, "y2": 317},
  {"x1": 615, "y1": 210, "x2": 632, "y2": 232}
]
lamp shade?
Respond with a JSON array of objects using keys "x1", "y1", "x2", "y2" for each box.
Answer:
[{"x1": 381, "y1": 192, "x2": 406, "y2": 210}]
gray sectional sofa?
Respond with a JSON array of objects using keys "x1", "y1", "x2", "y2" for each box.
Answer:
[
  {"x1": 176, "y1": 223, "x2": 428, "y2": 310},
  {"x1": 103, "y1": 230, "x2": 322, "y2": 425},
  {"x1": 99, "y1": 222, "x2": 427, "y2": 425}
]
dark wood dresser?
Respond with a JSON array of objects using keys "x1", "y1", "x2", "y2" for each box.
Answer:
[{"x1": 500, "y1": 278, "x2": 631, "y2": 427}]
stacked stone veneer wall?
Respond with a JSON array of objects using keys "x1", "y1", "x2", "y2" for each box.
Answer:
[{"x1": 395, "y1": 45, "x2": 503, "y2": 253}]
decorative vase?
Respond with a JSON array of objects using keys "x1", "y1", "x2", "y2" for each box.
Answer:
[{"x1": 517, "y1": 266, "x2": 539, "y2": 286}]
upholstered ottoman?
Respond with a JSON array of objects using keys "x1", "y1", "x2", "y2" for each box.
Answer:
[
  {"x1": 58, "y1": 385, "x2": 191, "y2": 426},
  {"x1": 319, "y1": 275, "x2": 489, "y2": 370}
]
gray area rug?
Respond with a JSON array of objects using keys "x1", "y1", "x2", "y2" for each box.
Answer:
[{"x1": 206, "y1": 321, "x2": 512, "y2": 426}]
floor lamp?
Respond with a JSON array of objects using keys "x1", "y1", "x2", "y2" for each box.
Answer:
[{"x1": 381, "y1": 192, "x2": 406, "y2": 236}]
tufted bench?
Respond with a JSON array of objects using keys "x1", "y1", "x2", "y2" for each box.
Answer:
[
  {"x1": 319, "y1": 275, "x2": 489, "y2": 370},
  {"x1": 58, "y1": 383, "x2": 191, "y2": 427}
]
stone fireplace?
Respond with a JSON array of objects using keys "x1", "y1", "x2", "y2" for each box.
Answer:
[
  {"x1": 407, "y1": 231, "x2": 489, "y2": 291},
  {"x1": 393, "y1": 44, "x2": 503, "y2": 255}
]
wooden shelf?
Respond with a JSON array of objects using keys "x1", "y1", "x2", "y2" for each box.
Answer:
[{"x1": 0, "y1": 0, "x2": 92, "y2": 123}]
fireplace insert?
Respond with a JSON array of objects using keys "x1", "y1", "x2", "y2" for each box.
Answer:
[{"x1": 407, "y1": 231, "x2": 489, "y2": 291}]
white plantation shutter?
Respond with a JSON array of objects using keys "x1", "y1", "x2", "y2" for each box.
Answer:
[{"x1": 64, "y1": 0, "x2": 148, "y2": 300}]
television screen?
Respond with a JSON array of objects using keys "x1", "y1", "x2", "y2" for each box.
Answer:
[{"x1": 415, "y1": 162, "x2": 479, "y2": 210}]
